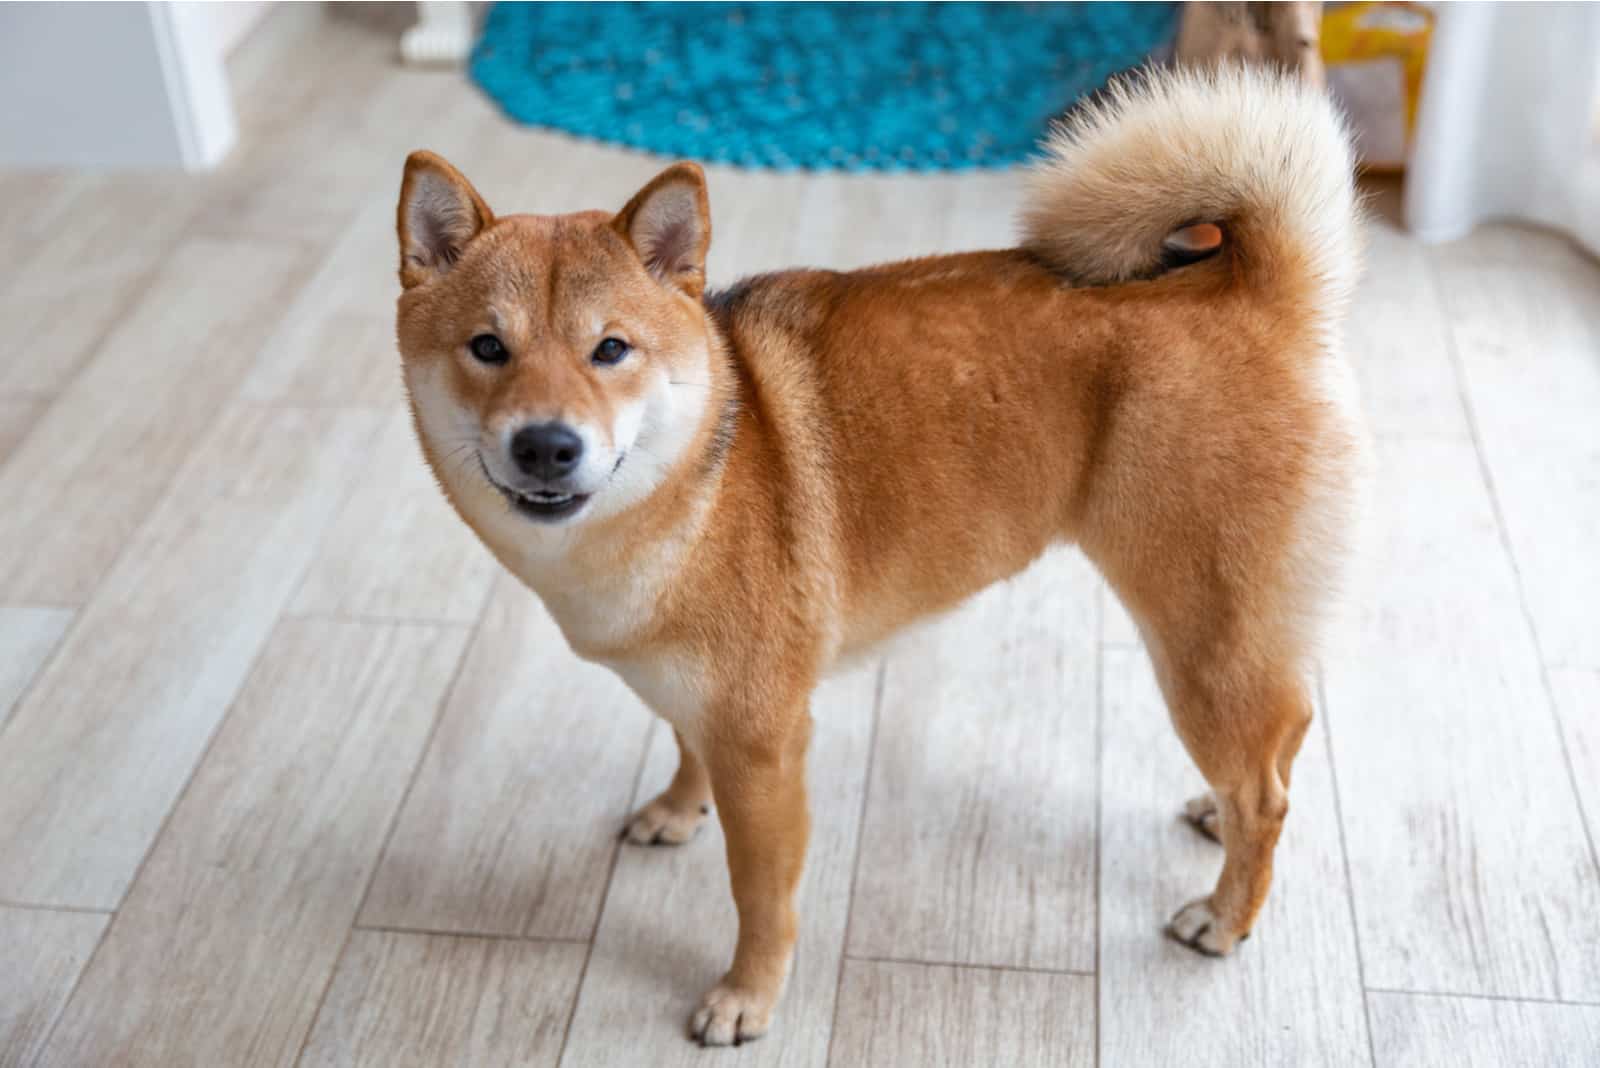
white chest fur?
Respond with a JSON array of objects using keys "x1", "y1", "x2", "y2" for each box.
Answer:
[{"x1": 601, "y1": 649, "x2": 710, "y2": 744}]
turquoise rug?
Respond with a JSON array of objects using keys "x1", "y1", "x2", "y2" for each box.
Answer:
[{"x1": 470, "y1": 2, "x2": 1176, "y2": 172}]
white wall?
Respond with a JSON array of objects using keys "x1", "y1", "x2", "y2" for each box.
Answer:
[{"x1": 0, "y1": 1, "x2": 263, "y2": 171}]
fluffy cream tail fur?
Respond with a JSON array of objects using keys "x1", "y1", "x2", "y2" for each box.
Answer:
[{"x1": 1021, "y1": 65, "x2": 1360, "y2": 317}]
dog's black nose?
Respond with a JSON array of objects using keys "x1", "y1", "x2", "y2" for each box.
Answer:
[{"x1": 510, "y1": 422, "x2": 584, "y2": 480}]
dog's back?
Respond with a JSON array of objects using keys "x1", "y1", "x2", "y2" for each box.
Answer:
[{"x1": 702, "y1": 68, "x2": 1366, "y2": 662}]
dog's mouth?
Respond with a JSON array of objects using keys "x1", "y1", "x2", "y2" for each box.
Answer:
[
  {"x1": 506, "y1": 488, "x2": 591, "y2": 521},
  {"x1": 479, "y1": 457, "x2": 593, "y2": 523}
]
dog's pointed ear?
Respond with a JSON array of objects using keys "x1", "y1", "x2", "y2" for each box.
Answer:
[
  {"x1": 397, "y1": 150, "x2": 494, "y2": 288},
  {"x1": 613, "y1": 162, "x2": 711, "y2": 299}
]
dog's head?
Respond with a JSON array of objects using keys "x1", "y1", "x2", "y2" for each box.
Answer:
[{"x1": 395, "y1": 152, "x2": 717, "y2": 537}]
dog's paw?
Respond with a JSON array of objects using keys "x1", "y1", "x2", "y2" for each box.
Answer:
[
  {"x1": 689, "y1": 980, "x2": 775, "y2": 1047},
  {"x1": 622, "y1": 793, "x2": 710, "y2": 846},
  {"x1": 1166, "y1": 897, "x2": 1246, "y2": 957},
  {"x1": 1182, "y1": 792, "x2": 1222, "y2": 843}
]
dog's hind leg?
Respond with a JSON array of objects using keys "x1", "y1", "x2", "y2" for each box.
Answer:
[
  {"x1": 623, "y1": 728, "x2": 713, "y2": 845},
  {"x1": 1150, "y1": 642, "x2": 1315, "y2": 956},
  {"x1": 1182, "y1": 690, "x2": 1313, "y2": 846}
]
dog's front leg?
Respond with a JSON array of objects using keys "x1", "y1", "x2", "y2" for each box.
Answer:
[{"x1": 689, "y1": 699, "x2": 813, "y2": 1047}]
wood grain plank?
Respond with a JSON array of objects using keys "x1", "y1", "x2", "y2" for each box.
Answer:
[
  {"x1": 0, "y1": 906, "x2": 107, "y2": 1068},
  {"x1": 38, "y1": 619, "x2": 466, "y2": 1068},
  {"x1": 1430, "y1": 220, "x2": 1596, "y2": 270},
  {"x1": 559, "y1": 663, "x2": 877, "y2": 1068},
  {"x1": 939, "y1": 168, "x2": 1027, "y2": 253},
  {"x1": 798, "y1": 174, "x2": 957, "y2": 270},
  {"x1": 221, "y1": 0, "x2": 329, "y2": 111},
  {"x1": 1549, "y1": 668, "x2": 1600, "y2": 866},
  {"x1": 289, "y1": 409, "x2": 495, "y2": 623},
  {"x1": 235, "y1": 199, "x2": 406, "y2": 410},
  {"x1": 1367, "y1": 991, "x2": 1600, "y2": 1068},
  {"x1": 0, "y1": 605, "x2": 72, "y2": 727},
  {"x1": 0, "y1": 174, "x2": 207, "y2": 396},
  {"x1": 0, "y1": 239, "x2": 311, "y2": 603},
  {"x1": 360, "y1": 573, "x2": 653, "y2": 939},
  {"x1": 299, "y1": 931, "x2": 586, "y2": 1068},
  {"x1": 1324, "y1": 435, "x2": 1600, "y2": 999},
  {"x1": 0, "y1": 172, "x2": 82, "y2": 269},
  {"x1": 1099, "y1": 648, "x2": 1370, "y2": 1066},
  {"x1": 703, "y1": 169, "x2": 812, "y2": 283},
  {"x1": 1346, "y1": 219, "x2": 1470, "y2": 439},
  {"x1": 849, "y1": 549, "x2": 1098, "y2": 971},
  {"x1": 1430, "y1": 232, "x2": 1600, "y2": 668},
  {"x1": 0, "y1": 393, "x2": 49, "y2": 468},
  {"x1": 829, "y1": 960, "x2": 1094, "y2": 1068},
  {"x1": 0, "y1": 405, "x2": 380, "y2": 908}
]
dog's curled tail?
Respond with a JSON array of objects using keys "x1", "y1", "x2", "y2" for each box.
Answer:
[{"x1": 1021, "y1": 64, "x2": 1360, "y2": 316}]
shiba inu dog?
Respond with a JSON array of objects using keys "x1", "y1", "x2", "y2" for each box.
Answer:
[{"x1": 394, "y1": 66, "x2": 1365, "y2": 1046}]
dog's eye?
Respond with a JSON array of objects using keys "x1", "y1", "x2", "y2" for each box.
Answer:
[
  {"x1": 469, "y1": 334, "x2": 508, "y2": 365},
  {"x1": 592, "y1": 337, "x2": 630, "y2": 366}
]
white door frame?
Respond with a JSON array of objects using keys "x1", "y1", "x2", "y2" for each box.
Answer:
[{"x1": 0, "y1": 1, "x2": 245, "y2": 171}]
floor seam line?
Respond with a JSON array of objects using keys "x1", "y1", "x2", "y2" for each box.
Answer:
[
  {"x1": 1318, "y1": 668, "x2": 1380, "y2": 1067},
  {"x1": 553, "y1": 703, "x2": 659, "y2": 1065},
  {"x1": 823, "y1": 655, "x2": 887, "y2": 1068},
  {"x1": 1093, "y1": 595, "x2": 1106, "y2": 1068},
  {"x1": 1363, "y1": 985, "x2": 1600, "y2": 1009},
  {"x1": 843, "y1": 953, "x2": 1097, "y2": 979}
]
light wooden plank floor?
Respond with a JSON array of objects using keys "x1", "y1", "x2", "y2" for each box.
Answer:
[{"x1": 2, "y1": 8, "x2": 1596, "y2": 1066}]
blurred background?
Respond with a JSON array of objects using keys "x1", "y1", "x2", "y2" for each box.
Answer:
[
  {"x1": 3, "y1": 2, "x2": 1597, "y2": 243},
  {"x1": 0, "y1": 4, "x2": 1597, "y2": 1067}
]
